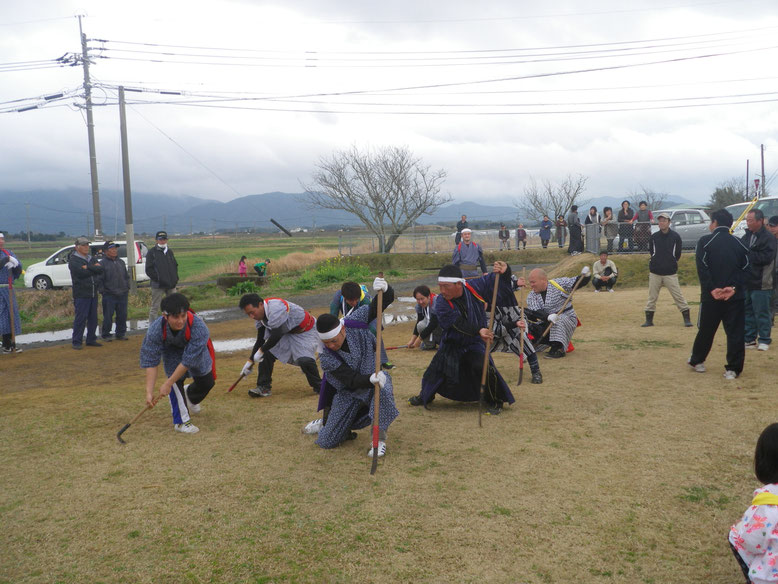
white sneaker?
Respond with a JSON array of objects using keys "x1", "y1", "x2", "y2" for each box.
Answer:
[
  {"x1": 174, "y1": 421, "x2": 199, "y2": 434},
  {"x1": 593, "y1": 290, "x2": 600, "y2": 293},
  {"x1": 302, "y1": 418, "x2": 323, "y2": 435},
  {"x1": 183, "y1": 383, "x2": 201, "y2": 414},
  {"x1": 690, "y1": 362, "x2": 706, "y2": 373},
  {"x1": 723, "y1": 370, "x2": 738, "y2": 380},
  {"x1": 745, "y1": 341, "x2": 757, "y2": 349},
  {"x1": 758, "y1": 343, "x2": 769, "y2": 351},
  {"x1": 367, "y1": 441, "x2": 387, "y2": 458},
  {"x1": 608, "y1": 289, "x2": 615, "y2": 293}
]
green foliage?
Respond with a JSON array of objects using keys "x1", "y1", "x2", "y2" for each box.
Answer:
[
  {"x1": 292, "y1": 256, "x2": 371, "y2": 291},
  {"x1": 709, "y1": 177, "x2": 747, "y2": 209},
  {"x1": 226, "y1": 280, "x2": 263, "y2": 297}
]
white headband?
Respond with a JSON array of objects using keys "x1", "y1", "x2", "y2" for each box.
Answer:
[
  {"x1": 438, "y1": 277, "x2": 465, "y2": 284},
  {"x1": 0, "y1": 233, "x2": 4, "y2": 238},
  {"x1": 318, "y1": 323, "x2": 343, "y2": 340},
  {"x1": 461, "y1": 228, "x2": 472, "y2": 233}
]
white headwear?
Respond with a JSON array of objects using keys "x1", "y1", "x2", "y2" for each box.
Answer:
[
  {"x1": 317, "y1": 322, "x2": 343, "y2": 340},
  {"x1": 438, "y1": 277, "x2": 465, "y2": 284},
  {"x1": 461, "y1": 228, "x2": 472, "y2": 234},
  {"x1": 0, "y1": 233, "x2": 4, "y2": 238}
]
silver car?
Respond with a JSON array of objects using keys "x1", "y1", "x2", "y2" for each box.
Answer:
[{"x1": 612, "y1": 208, "x2": 711, "y2": 250}]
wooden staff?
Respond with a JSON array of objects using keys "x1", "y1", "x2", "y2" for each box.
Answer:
[
  {"x1": 478, "y1": 269, "x2": 501, "y2": 427},
  {"x1": 541, "y1": 272, "x2": 586, "y2": 338},
  {"x1": 2, "y1": 247, "x2": 16, "y2": 353},
  {"x1": 517, "y1": 267, "x2": 526, "y2": 385},
  {"x1": 371, "y1": 272, "x2": 384, "y2": 475}
]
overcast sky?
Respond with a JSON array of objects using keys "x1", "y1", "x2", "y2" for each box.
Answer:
[{"x1": 2, "y1": 0, "x2": 778, "y2": 207}]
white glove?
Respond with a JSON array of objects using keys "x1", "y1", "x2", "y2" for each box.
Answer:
[
  {"x1": 372, "y1": 277, "x2": 388, "y2": 292},
  {"x1": 7, "y1": 256, "x2": 19, "y2": 268},
  {"x1": 252, "y1": 350, "x2": 264, "y2": 364},
  {"x1": 241, "y1": 360, "x2": 253, "y2": 377},
  {"x1": 548, "y1": 313, "x2": 559, "y2": 323},
  {"x1": 581, "y1": 265, "x2": 591, "y2": 276},
  {"x1": 369, "y1": 371, "x2": 387, "y2": 389}
]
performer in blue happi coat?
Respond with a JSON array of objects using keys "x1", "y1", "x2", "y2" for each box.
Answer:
[
  {"x1": 409, "y1": 263, "x2": 515, "y2": 415},
  {"x1": 452, "y1": 228, "x2": 487, "y2": 278},
  {"x1": 0, "y1": 233, "x2": 22, "y2": 353},
  {"x1": 308, "y1": 276, "x2": 399, "y2": 458}
]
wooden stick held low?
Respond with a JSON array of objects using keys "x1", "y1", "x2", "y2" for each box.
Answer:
[
  {"x1": 226, "y1": 372, "x2": 246, "y2": 392},
  {"x1": 518, "y1": 267, "x2": 526, "y2": 385},
  {"x1": 117, "y1": 395, "x2": 161, "y2": 444},
  {"x1": 371, "y1": 272, "x2": 384, "y2": 475},
  {"x1": 479, "y1": 269, "x2": 501, "y2": 427}
]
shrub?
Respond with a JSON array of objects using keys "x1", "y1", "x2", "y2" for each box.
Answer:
[
  {"x1": 226, "y1": 280, "x2": 263, "y2": 297},
  {"x1": 293, "y1": 256, "x2": 372, "y2": 291}
]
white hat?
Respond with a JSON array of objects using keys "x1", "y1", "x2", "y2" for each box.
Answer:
[{"x1": 461, "y1": 228, "x2": 472, "y2": 234}]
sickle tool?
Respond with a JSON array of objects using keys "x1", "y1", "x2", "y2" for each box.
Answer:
[
  {"x1": 478, "y1": 270, "x2": 501, "y2": 428},
  {"x1": 117, "y1": 395, "x2": 161, "y2": 444}
]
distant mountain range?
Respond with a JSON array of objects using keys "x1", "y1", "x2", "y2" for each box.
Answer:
[{"x1": 0, "y1": 188, "x2": 699, "y2": 236}]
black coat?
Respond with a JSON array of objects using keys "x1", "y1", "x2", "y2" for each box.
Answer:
[
  {"x1": 145, "y1": 246, "x2": 179, "y2": 289},
  {"x1": 68, "y1": 252, "x2": 103, "y2": 299},
  {"x1": 740, "y1": 226, "x2": 777, "y2": 291},
  {"x1": 648, "y1": 229, "x2": 683, "y2": 275},
  {"x1": 99, "y1": 255, "x2": 130, "y2": 296},
  {"x1": 696, "y1": 226, "x2": 749, "y2": 302}
]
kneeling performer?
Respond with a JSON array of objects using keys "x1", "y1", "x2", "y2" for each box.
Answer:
[
  {"x1": 409, "y1": 264, "x2": 515, "y2": 414},
  {"x1": 312, "y1": 276, "x2": 399, "y2": 457}
]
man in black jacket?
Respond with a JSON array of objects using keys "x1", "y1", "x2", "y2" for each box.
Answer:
[
  {"x1": 688, "y1": 209, "x2": 749, "y2": 379},
  {"x1": 642, "y1": 212, "x2": 692, "y2": 327},
  {"x1": 99, "y1": 241, "x2": 130, "y2": 341},
  {"x1": 146, "y1": 231, "x2": 179, "y2": 322},
  {"x1": 68, "y1": 236, "x2": 104, "y2": 349},
  {"x1": 455, "y1": 215, "x2": 468, "y2": 245},
  {"x1": 740, "y1": 209, "x2": 776, "y2": 351}
]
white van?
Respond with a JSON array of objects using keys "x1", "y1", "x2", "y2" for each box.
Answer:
[
  {"x1": 23, "y1": 241, "x2": 149, "y2": 290},
  {"x1": 728, "y1": 197, "x2": 778, "y2": 239}
]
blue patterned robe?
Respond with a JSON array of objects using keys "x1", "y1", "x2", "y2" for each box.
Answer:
[
  {"x1": 316, "y1": 304, "x2": 399, "y2": 449},
  {"x1": 0, "y1": 249, "x2": 22, "y2": 336}
]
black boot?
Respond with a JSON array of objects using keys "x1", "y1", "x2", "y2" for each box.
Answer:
[
  {"x1": 682, "y1": 309, "x2": 693, "y2": 327},
  {"x1": 531, "y1": 371, "x2": 543, "y2": 384},
  {"x1": 641, "y1": 311, "x2": 654, "y2": 327}
]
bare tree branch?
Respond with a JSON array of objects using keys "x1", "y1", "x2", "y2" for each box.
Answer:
[
  {"x1": 514, "y1": 174, "x2": 589, "y2": 222},
  {"x1": 303, "y1": 145, "x2": 450, "y2": 252}
]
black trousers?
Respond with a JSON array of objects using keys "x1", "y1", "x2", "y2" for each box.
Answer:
[
  {"x1": 256, "y1": 351, "x2": 321, "y2": 390},
  {"x1": 175, "y1": 371, "x2": 215, "y2": 405},
  {"x1": 690, "y1": 299, "x2": 745, "y2": 374},
  {"x1": 593, "y1": 275, "x2": 617, "y2": 290}
]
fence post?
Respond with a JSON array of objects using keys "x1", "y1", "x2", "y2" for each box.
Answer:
[
  {"x1": 425, "y1": 234, "x2": 429, "y2": 254},
  {"x1": 338, "y1": 235, "x2": 342, "y2": 255}
]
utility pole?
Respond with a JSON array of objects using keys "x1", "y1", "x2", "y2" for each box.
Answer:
[
  {"x1": 78, "y1": 15, "x2": 102, "y2": 240},
  {"x1": 163, "y1": 214, "x2": 167, "y2": 231},
  {"x1": 761, "y1": 144, "x2": 766, "y2": 197},
  {"x1": 25, "y1": 203, "x2": 31, "y2": 249},
  {"x1": 119, "y1": 87, "x2": 138, "y2": 294},
  {"x1": 746, "y1": 160, "x2": 750, "y2": 201}
]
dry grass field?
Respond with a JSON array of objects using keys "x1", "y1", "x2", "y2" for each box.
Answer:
[{"x1": 0, "y1": 284, "x2": 774, "y2": 583}]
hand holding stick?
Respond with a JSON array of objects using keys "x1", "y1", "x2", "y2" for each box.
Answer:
[
  {"x1": 117, "y1": 395, "x2": 161, "y2": 444},
  {"x1": 541, "y1": 272, "x2": 586, "y2": 338},
  {"x1": 518, "y1": 267, "x2": 526, "y2": 385},
  {"x1": 479, "y1": 270, "x2": 501, "y2": 427},
  {"x1": 371, "y1": 272, "x2": 384, "y2": 475}
]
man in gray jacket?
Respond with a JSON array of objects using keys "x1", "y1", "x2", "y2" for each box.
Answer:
[
  {"x1": 741, "y1": 209, "x2": 777, "y2": 350},
  {"x1": 99, "y1": 241, "x2": 130, "y2": 341},
  {"x1": 145, "y1": 231, "x2": 179, "y2": 321}
]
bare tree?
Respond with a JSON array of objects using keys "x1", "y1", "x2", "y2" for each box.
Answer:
[
  {"x1": 628, "y1": 185, "x2": 668, "y2": 210},
  {"x1": 708, "y1": 176, "x2": 749, "y2": 209},
  {"x1": 515, "y1": 174, "x2": 588, "y2": 222},
  {"x1": 303, "y1": 145, "x2": 449, "y2": 253}
]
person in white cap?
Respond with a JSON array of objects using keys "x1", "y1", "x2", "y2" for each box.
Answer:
[
  {"x1": 68, "y1": 236, "x2": 104, "y2": 349},
  {"x1": 306, "y1": 276, "x2": 399, "y2": 458},
  {"x1": 452, "y1": 228, "x2": 487, "y2": 278},
  {"x1": 0, "y1": 232, "x2": 22, "y2": 353}
]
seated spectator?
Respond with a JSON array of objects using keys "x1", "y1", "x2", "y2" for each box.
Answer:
[{"x1": 592, "y1": 251, "x2": 618, "y2": 292}]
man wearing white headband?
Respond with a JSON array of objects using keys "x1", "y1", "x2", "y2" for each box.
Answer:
[
  {"x1": 238, "y1": 293, "x2": 321, "y2": 398},
  {"x1": 409, "y1": 264, "x2": 514, "y2": 415},
  {"x1": 0, "y1": 232, "x2": 23, "y2": 353},
  {"x1": 304, "y1": 276, "x2": 398, "y2": 458},
  {"x1": 452, "y1": 228, "x2": 487, "y2": 278}
]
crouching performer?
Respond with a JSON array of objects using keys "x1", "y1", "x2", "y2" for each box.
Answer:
[
  {"x1": 140, "y1": 293, "x2": 216, "y2": 434},
  {"x1": 524, "y1": 266, "x2": 591, "y2": 359},
  {"x1": 409, "y1": 264, "x2": 515, "y2": 415},
  {"x1": 488, "y1": 266, "x2": 543, "y2": 384},
  {"x1": 312, "y1": 276, "x2": 399, "y2": 458}
]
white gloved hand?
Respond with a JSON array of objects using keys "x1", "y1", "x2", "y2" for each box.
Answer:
[
  {"x1": 7, "y1": 256, "x2": 19, "y2": 268},
  {"x1": 252, "y1": 350, "x2": 264, "y2": 364},
  {"x1": 548, "y1": 313, "x2": 559, "y2": 323},
  {"x1": 369, "y1": 371, "x2": 387, "y2": 389},
  {"x1": 372, "y1": 277, "x2": 388, "y2": 292},
  {"x1": 581, "y1": 265, "x2": 591, "y2": 276},
  {"x1": 241, "y1": 360, "x2": 253, "y2": 377}
]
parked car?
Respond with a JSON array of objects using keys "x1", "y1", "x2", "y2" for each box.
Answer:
[
  {"x1": 729, "y1": 197, "x2": 778, "y2": 239},
  {"x1": 613, "y1": 208, "x2": 711, "y2": 250},
  {"x1": 23, "y1": 240, "x2": 149, "y2": 290}
]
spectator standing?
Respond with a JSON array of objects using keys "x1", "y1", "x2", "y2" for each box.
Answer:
[
  {"x1": 592, "y1": 251, "x2": 618, "y2": 292},
  {"x1": 146, "y1": 231, "x2": 179, "y2": 322},
  {"x1": 767, "y1": 215, "x2": 778, "y2": 324},
  {"x1": 516, "y1": 224, "x2": 527, "y2": 249},
  {"x1": 452, "y1": 228, "x2": 487, "y2": 277},
  {"x1": 740, "y1": 209, "x2": 777, "y2": 351},
  {"x1": 455, "y1": 214, "x2": 469, "y2": 245},
  {"x1": 617, "y1": 200, "x2": 635, "y2": 252},
  {"x1": 68, "y1": 236, "x2": 104, "y2": 349},
  {"x1": 632, "y1": 201, "x2": 654, "y2": 252},
  {"x1": 539, "y1": 215, "x2": 553, "y2": 248},
  {"x1": 238, "y1": 256, "x2": 247, "y2": 278},
  {"x1": 498, "y1": 224, "x2": 511, "y2": 250},
  {"x1": 567, "y1": 205, "x2": 583, "y2": 255},
  {"x1": 0, "y1": 232, "x2": 22, "y2": 353},
  {"x1": 601, "y1": 207, "x2": 618, "y2": 253},
  {"x1": 99, "y1": 241, "x2": 130, "y2": 341},
  {"x1": 584, "y1": 205, "x2": 602, "y2": 254},
  {"x1": 554, "y1": 215, "x2": 567, "y2": 248},
  {"x1": 688, "y1": 209, "x2": 749, "y2": 379},
  {"x1": 642, "y1": 212, "x2": 692, "y2": 327}
]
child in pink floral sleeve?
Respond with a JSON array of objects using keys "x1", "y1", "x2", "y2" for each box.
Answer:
[{"x1": 730, "y1": 423, "x2": 778, "y2": 583}]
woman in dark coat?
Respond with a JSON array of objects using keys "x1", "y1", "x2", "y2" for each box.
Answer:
[{"x1": 617, "y1": 200, "x2": 635, "y2": 252}]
